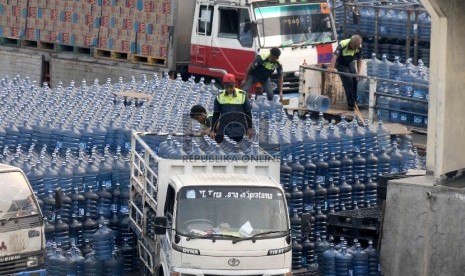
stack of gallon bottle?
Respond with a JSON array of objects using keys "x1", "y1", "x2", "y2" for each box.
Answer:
[
  {"x1": 357, "y1": 54, "x2": 429, "y2": 128},
  {"x1": 339, "y1": 1, "x2": 431, "y2": 65},
  {"x1": 256, "y1": 111, "x2": 422, "y2": 270}
]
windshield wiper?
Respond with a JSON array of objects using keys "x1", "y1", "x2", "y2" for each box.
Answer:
[
  {"x1": 186, "y1": 232, "x2": 240, "y2": 242},
  {"x1": 232, "y1": 230, "x2": 289, "y2": 244}
]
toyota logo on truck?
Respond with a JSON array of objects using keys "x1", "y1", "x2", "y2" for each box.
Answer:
[{"x1": 228, "y1": 258, "x2": 240, "y2": 267}]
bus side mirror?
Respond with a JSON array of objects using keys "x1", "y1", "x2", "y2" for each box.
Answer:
[
  {"x1": 250, "y1": 21, "x2": 258, "y2": 38},
  {"x1": 154, "y1": 217, "x2": 168, "y2": 235}
]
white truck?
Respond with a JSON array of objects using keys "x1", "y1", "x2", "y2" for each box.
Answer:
[
  {"x1": 0, "y1": 164, "x2": 45, "y2": 275},
  {"x1": 128, "y1": 132, "x2": 292, "y2": 276}
]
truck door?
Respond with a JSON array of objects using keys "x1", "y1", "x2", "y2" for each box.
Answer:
[
  {"x1": 189, "y1": 4, "x2": 214, "y2": 77},
  {"x1": 208, "y1": 6, "x2": 257, "y2": 82}
]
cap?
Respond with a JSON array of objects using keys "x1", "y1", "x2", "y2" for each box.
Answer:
[{"x1": 222, "y1": 73, "x2": 236, "y2": 84}]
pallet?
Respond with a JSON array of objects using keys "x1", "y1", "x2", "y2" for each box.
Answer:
[
  {"x1": 131, "y1": 54, "x2": 166, "y2": 66},
  {"x1": 0, "y1": 37, "x2": 21, "y2": 47},
  {"x1": 94, "y1": 48, "x2": 130, "y2": 61},
  {"x1": 328, "y1": 207, "x2": 381, "y2": 230},
  {"x1": 328, "y1": 225, "x2": 379, "y2": 248}
]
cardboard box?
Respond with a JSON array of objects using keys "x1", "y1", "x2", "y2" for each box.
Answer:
[
  {"x1": 46, "y1": 0, "x2": 56, "y2": 8},
  {"x1": 37, "y1": 0, "x2": 46, "y2": 8},
  {"x1": 102, "y1": 6, "x2": 119, "y2": 16},
  {"x1": 108, "y1": 26, "x2": 120, "y2": 38},
  {"x1": 25, "y1": 28, "x2": 40, "y2": 40},
  {"x1": 12, "y1": 6, "x2": 26, "y2": 18},
  {"x1": 126, "y1": 0, "x2": 135, "y2": 8},
  {"x1": 99, "y1": 26, "x2": 109, "y2": 37},
  {"x1": 98, "y1": 36, "x2": 112, "y2": 48},
  {"x1": 91, "y1": 4, "x2": 101, "y2": 16},
  {"x1": 120, "y1": 7, "x2": 130, "y2": 18},
  {"x1": 75, "y1": 34, "x2": 97, "y2": 47},
  {"x1": 86, "y1": 14, "x2": 100, "y2": 28},
  {"x1": 44, "y1": 18, "x2": 54, "y2": 31},
  {"x1": 58, "y1": 32, "x2": 74, "y2": 45},
  {"x1": 36, "y1": 18, "x2": 45, "y2": 29},
  {"x1": 123, "y1": 18, "x2": 133, "y2": 30}
]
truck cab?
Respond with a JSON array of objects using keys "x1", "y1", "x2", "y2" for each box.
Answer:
[
  {"x1": 0, "y1": 164, "x2": 45, "y2": 275},
  {"x1": 156, "y1": 174, "x2": 291, "y2": 276},
  {"x1": 188, "y1": 0, "x2": 338, "y2": 92}
]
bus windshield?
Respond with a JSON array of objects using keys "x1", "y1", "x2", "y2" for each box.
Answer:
[
  {"x1": 176, "y1": 186, "x2": 288, "y2": 239},
  {"x1": 0, "y1": 171, "x2": 38, "y2": 220},
  {"x1": 254, "y1": 3, "x2": 336, "y2": 47}
]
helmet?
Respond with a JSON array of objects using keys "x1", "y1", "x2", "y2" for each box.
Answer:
[{"x1": 222, "y1": 73, "x2": 236, "y2": 84}]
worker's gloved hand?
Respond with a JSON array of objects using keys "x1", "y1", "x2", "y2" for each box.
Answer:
[
  {"x1": 209, "y1": 130, "x2": 216, "y2": 139},
  {"x1": 246, "y1": 128, "x2": 253, "y2": 139}
]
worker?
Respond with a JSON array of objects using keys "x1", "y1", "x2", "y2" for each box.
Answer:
[
  {"x1": 328, "y1": 35, "x2": 363, "y2": 111},
  {"x1": 241, "y1": 47, "x2": 284, "y2": 101},
  {"x1": 190, "y1": 105, "x2": 213, "y2": 135},
  {"x1": 210, "y1": 74, "x2": 253, "y2": 144}
]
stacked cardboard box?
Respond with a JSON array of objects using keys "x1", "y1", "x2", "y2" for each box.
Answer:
[
  {"x1": 0, "y1": 0, "x2": 174, "y2": 61},
  {"x1": 0, "y1": 0, "x2": 27, "y2": 39},
  {"x1": 133, "y1": 0, "x2": 171, "y2": 58},
  {"x1": 97, "y1": 1, "x2": 136, "y2": 54}
]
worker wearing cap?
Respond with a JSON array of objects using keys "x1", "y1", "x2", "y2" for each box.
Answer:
[
  {"x1": 328, "y1": 35, "x2": 363, "y2": 111},
  {"x1": 190, "y1": 105, "x2": 214, "y2": 135},
  {"x1": 210, "y1": 74, "x2": 253, "y2": 144},
  {"x1": 242, "y1": 47, "x2": 284, "y2": 101}
]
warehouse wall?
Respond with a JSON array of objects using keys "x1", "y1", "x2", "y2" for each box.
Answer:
[
  {"x1": 0, "y1": 47, "x2": 42, "y2": 82},
  {"x1": 50, "y1": 55, "x2": 162, "y2": 87},
  {"x1": 381, "y1": 176, "x2": 465, "y2": 275}
]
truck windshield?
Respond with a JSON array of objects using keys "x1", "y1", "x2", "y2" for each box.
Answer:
[
  {"x1": 0, "y1": 171, "x2": 38, "y2": 220},
  {"x1": 176, "y1": 186, "x2": 288, "y2": 238},
  {"x1": 254, "y1": 3, "x2": 335, "y2": 47}
]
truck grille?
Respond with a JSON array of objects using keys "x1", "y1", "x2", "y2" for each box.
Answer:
[
  {"x1": 0, "y1": 215, "x2": 41, "y2": 233},
  {"x1": 0, "y1": 256, "x2": 27, "y2": 275}
]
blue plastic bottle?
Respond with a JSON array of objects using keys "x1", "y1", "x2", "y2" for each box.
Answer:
[
  {"x1": 353, "y1": 149, "x2": 366, "y2": 183},
  {"x1": 377, "y1": 147, "x2": 391, "y2": 176},
  {"x1": 290, "y1": 155, "x2": 305, "y2": 188},
  {"x1": 328, "y1": 153, "x2": 342, "y2": 186},
  {"x1": 292, "y1": 237, "x2": 303, "y2": 269},
  {"x1": 327, "y1": 124, "x2": 342, "y2": 159},
  {"x1": 303, "y1": 182, "x2": 315, "y2": 214},
  {"x1": 365, "y1": 176, "x2": 378, "y2": 207},
  {"x1": 280, "y1": 157, "x2": 292, "y2": 192},
  {"x1": 336, "y1": 245, "x2": 353, "y2": 276},
  {"x1": 365, "y1": 149, "x2": 379, "y2": 182},
  {"x1": 351, "y1": 120, "x2": 367, "y2": 157},
  {"x1": 389, "y1": 143, "x2": 403, "y2": 174},
  {"x1": 339, "y1": 176, "x2": 353, "y2": 210},
  {"x1": 315, "y1": 126, "x2": 329, "y2": 161},
  {"x1": 366, "y1": 240, "x2": 380, "y2": 276},
  {"x1": 316, "y1": 154, "x2": 329, "y2": 187},
  {"x1": 93, "y1": 224, "x2": 115, "y2": 261},
  {"x1": 304, "y1": 156, "x2": 317, "y2": 189},
  {"x1": 340, "y1": 124, "x2": 354, "y2": 158},
  {"x1": 327, "y1": 178, "x2": 340, "y2": 212},
  {"x1": 314, "y1": 180, "x2": 327, "y2": 211},
  {"x1": 290, "y1": 184, "x2": 304, "y2": 216},
  {"x1": 322, "y1": 243, "x2": 338, "y2": 276},
  {"x1": 352, "y1": 175, "x2": 366, "y2": 208}
]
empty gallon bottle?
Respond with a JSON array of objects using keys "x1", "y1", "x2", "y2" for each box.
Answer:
[
  {"x1": 377, "y1": 147, "x2": 391, "y2": 176},
  {"x1": 314, "y1": 206, "x2": 327, "y2": 238},
  {"x1": 290, "y1": 184, "x2": 304, "y2": 216},
  {"x1": 72, "y1": 153, "x2": 86, "y2": 192},
  {"x1": 376, "y1": 121, "x2": 391, "y2": 152},
  {"x1": 93, "y1": 224, "x2": 115, "y2": 261},
  {"x1": 327, "y1": 124, "x2": 342, "y2": 158},
  {"x1": 280, "y1": 158, "x2": 292, "y2": 192},
  {"x1": 366, "y1": 240, "x2": 380, "y2": 276},
  {"x1": 365, "y1": 149, "x2": 379, "y2": 182},
  {"x1": 54, "y1": 215, "x2": 70, "y2": 250},
  {"x1": 328, "y1": 153, "x2": 342, "y2": 186},
  {"x1": 327, "y1": 178, "x2": 340, "y2": 212},
  {"x1": 389, "y1": 143, "x2": 403, "y2": 174},
  {"x1": 352, "y1": 149, "x2": 366, "y2": 183},
  {"x1": 84, "y1": 156, "x2": 99, "y2": 191},
  {"x1": 58, "y1": 160, "x2": 73, "y2": 195},
  {"x1": 314, "y1": 180, "x2": 327, "y2": 211},
  {"x1": 83, "y1": 251, "x2": 104, "y2": 276},
  {"x1": 290, "y1": 156, "x2": 305, "y2": 187},
  {"x1": 43, "y1": 159, "x2": 59, "y2": 192},
  {"x1": 316, "y1": 154, "x2": 329, "y2": 187},
  {"x1": 47, "y1": 248, "x2": 67, "y2": 276},
  {"x1": 290, "y1": 128, "x2": 305, "y2": 161},
  {"x1": 69, "y1": 214, "x2": 83, "y2": 248},
  {"x1": 351, "y1": 120, "x2": 367, "y2": 157},
  {"x1": 304, "y1": 156, "x2": 317, "y2": 188},
  {"x1": 44, "y1": 217, "x2": 55, "y2": 244},
  {"x1": 292, "y1": 237, "x2": 303, "y2": 269},
  {"x1": 401, "y1": 144, "x2": 416, "y2": 172},
  {"x1": 352, "y1": 243, "x2": 369, "y2": 276},
  {"x1": 83, "y1": 213, "x2": 98, "y2": 241},
  {"x1": 364, "y1": 120, "x2": 378, "y2": 153},
  {"x1": 84, "y1": 186, "x2": 99, "y2": 219},
  {"x1": 322, "y1": 243, "x2": 337, "y2": 276},
  {"x1": 339, "y1": 152, "x2": 354, "y2": 185},
  {"x1": 43, "y1": 190, "x2": 56, "y2": 220},
  {"x1": 315, "y1": 127, "x2": 329, "y2": 160},
  {"x1": 352, "y1": 175, "x2": 366, "y2": 207},
  {"x1": 303, "y1": 126, "x2": 317, "y2": 161},
  {"x1": 70, "y1": 187, "x2": 85, "y2": 221},
  {"x1": 59, "y1": 192, "x2": 73, "y2": 224},
  {"x1": 315, "y1": 234, "x2": 330, "y2": 271},
  {"x1": 97, "y1": 185, "x2": 113, "y2": 218},
  {"x1": 339, "y1": 176, "x2": 353, "y2": 210},
  {"x1": 82, "y1": 239, "x2": 93, "y2": 257},
  {"x1": 290, "y1": 210, "x2": 302, "y2": 242},
  {"x1": 303, "y1": 183, "x2": 315, "y2": 214},
  {"x1": 302, "y1": 236, "x2": 315, "y2": 267},
  {"x1": 340, "y1": 125, "x2": 354, "y2": 158},
  {"x1": 105, "y1": 250, "x2": 124, "y2": 276},
  {"x1": 98, "y1": 153, "x2": 113, "y2": 189},
  {"x1": 66, "y1": 245, "x2": 85, "y2": 276},
  {"x1": 120, "y1": 238, "x2": 138, "y2": 272},
  {"x1": 336, "y1": 245, "x2": 353, "y2": 276},
  {"x1": 365, "y1": 176, "x2": 378, "y2": 207}
]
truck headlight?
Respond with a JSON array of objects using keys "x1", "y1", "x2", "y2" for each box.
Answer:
[{"x1": 27, "y1": 256, "x2": 38, "y2": 268}]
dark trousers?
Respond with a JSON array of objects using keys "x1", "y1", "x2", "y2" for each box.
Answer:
[{"x1": 337, "y1": 63, "x2": 358, "y2": 107}]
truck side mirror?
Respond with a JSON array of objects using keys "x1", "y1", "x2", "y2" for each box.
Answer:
[
  {"x1": 154, "y1": 217, "x2": 168, "y2": 235},
  {"x1": 250, "y1": 21, "x2": 258, "y2": 38}
]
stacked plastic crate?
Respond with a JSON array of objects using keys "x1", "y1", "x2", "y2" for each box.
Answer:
[{"x1": 0, "y1": 0, "x2": 27, "y2": 42}]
